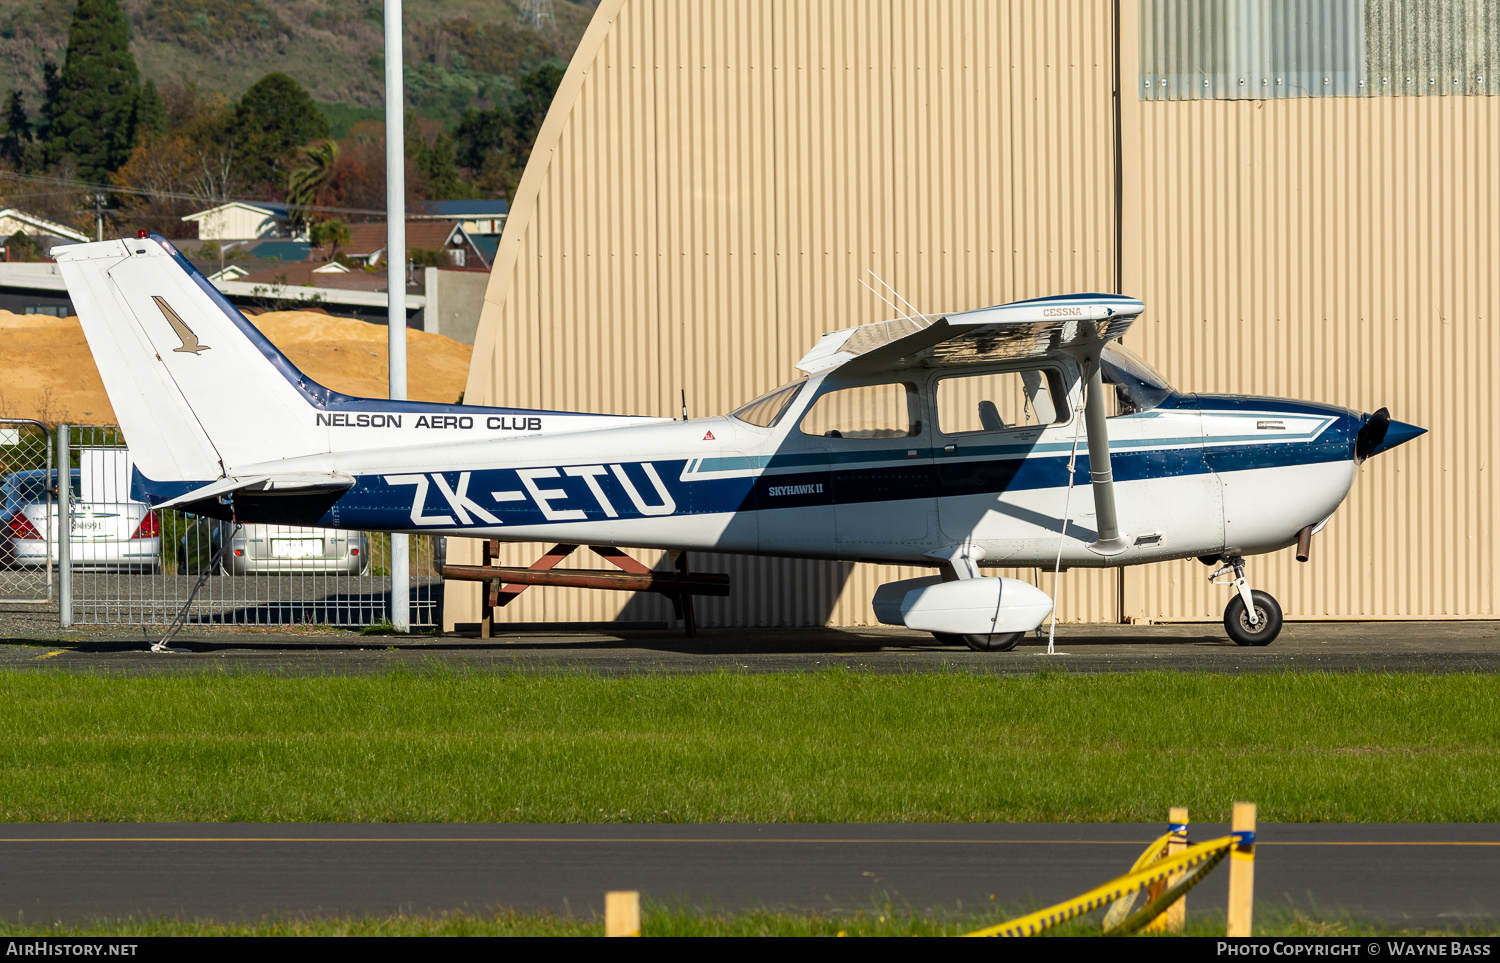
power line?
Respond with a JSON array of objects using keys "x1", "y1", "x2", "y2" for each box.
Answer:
[{"x1": 0, "y1": 169, "x2": 393, "y2": 219}]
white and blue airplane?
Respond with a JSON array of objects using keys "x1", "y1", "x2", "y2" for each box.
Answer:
[{"x1": 54, "y1": 234, "x2": 1424, "y2": 650}]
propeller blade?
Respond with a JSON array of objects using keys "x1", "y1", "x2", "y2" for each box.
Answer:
[{"x1": 1354, "y1": 408, "x2": 1391, "y2": 462}]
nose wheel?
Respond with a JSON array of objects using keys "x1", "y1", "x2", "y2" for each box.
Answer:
[{"x1": 1210, "y1": 557, "x2": 1283, "y2": 646}]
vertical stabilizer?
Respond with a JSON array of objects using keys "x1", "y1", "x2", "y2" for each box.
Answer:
[{"x1": 54, "y1": 236, "x2": 331, "y2": 483}]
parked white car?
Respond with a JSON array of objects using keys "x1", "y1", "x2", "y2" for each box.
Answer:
[{"x1": 0, "y1": 469, "x2": 161, "y2": 571}]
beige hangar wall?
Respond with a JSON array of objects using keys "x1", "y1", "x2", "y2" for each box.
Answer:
[{"x1": 448, "y1": 0, "x2": 1497, "y2": 629}]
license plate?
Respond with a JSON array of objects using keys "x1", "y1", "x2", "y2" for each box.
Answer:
[
  {"x1": 271, "y1": 538, "x2": 324, "y2": 558},
  {"x1": 71, "y1": 521, "x2": 102, "y2": 532}
]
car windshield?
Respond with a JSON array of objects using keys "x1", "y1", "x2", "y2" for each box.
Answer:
[
  {"x1": 730, "y1": 378, "x2": 806, "y2": 428},
  {"x1": 1101, "y1": 342, "x2": 1175, "y2": 414}
]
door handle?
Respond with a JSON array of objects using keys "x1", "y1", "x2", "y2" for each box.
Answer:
[{"x1": 943, "y1": 443, "x2": 956, "y2": 453}]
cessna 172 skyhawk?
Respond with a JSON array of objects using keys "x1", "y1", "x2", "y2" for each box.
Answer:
[{"x1": 54, "y1": 234, "x2": 1424, "y2": 650}]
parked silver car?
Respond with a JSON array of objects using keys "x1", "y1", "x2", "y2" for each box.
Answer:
[
  {"x1": 179, "y1": 519, "x2": 368, "y2": 575},
  {"x1": 1, "y1": 469, "x2": 161, "y2": 571}
]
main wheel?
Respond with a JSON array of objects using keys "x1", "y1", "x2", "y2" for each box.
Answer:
[
  {"x1": 1223, "y1": 590, "x2": 1283, "y2": 646},
  {"x1": 932, "y1": 631, "x2": 1024, "y2": 652}
]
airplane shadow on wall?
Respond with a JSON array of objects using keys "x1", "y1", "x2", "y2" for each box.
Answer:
[{"x1": 615, "y1": 553, "x2": 858, "y2": 629}]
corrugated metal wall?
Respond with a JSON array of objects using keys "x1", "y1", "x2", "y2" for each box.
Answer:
[
  {"x1": 1122, "y1": 91, "x2": 1500, "y2": 620},
  {"x1": 1122, "y1": 0, "x2": 1499, "y2": 621},
  {"x1": 449, "y1": 0, "x2": 1122, "y2": 629},
  {"x1": 449, "y1": 0, "x2": 1497, "y2": 630}
]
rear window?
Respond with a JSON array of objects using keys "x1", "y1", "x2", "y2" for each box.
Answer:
[
  {"x1": 936, "y1": 368, "x2": 1066, "y2": 435},
  {"x1": 5, "y1": 472, "x2": 80, "y2": 502}
]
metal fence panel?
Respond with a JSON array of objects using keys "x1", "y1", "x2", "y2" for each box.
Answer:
[
  {"x1": 67, "y1": 426, "x2": 441, "y2": 629},
  {"x1": 0, "y1": 419, "x2": 54, "y2": 604}
]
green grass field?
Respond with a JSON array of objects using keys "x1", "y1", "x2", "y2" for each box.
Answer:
[
  {"x1": 0, "y1": 907, "x2": 1486, "y2": 937},
  {"x1": 0, "y1": 669, "x2": 1496, "y2": 822}
]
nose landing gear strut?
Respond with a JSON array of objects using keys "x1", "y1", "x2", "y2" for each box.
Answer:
[{"x1": 1209, "y1": 556, "x2": 1283, "y2": 646}]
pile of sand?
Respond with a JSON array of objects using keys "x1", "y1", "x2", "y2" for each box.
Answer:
[{"x1": 0, "y1": 310, "x2": 472, "y2": 425}]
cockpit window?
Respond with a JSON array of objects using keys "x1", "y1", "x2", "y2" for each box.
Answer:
[
  {"x1": 730, "y1": 378, "x2": 806, "y2": 428},
  {"x1": 799, "y1": 382, "x2": 918, "y2": 439},
  {"x1": 1101, "y1": 343, "x2": 1174, "y2": 415}
]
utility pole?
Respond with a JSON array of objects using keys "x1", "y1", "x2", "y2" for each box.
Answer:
[
  {"x1": 93, "y1": 193, "x2": 106, "y2": 242},
  {"x1": 386, "y1": 0, "x2": 409, "y2": 633}
]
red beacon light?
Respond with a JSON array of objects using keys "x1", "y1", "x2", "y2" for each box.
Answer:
[{"x1": 136, "y1": 229, "x2": 149, "y2": 239}]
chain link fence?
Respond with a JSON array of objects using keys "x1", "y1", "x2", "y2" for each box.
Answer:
[
  {"x1": 0, "y1": 419, "x2": 55, "y2": 604},
  {"x1": 63, "y1": 425, "x2": 440, "y2": 629}
]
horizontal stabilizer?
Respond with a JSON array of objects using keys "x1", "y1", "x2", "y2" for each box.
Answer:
[{"x1": 154, "y1": 472, "x2": 356, "y2": 511}]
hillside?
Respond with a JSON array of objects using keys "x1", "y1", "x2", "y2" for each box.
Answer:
[
  {"x1": 0, "y1": 309, "x2": 472, "y2": 426},
  {"x1": 0, "y1": 0, "x2": 600, "y2": 130}
]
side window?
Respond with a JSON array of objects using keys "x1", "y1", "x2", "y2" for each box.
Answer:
[
  {"x1": 799, "y1": 382, "x2": 918, "y2": 439},
  {"x1": 935, "y1": 368, "x2": 1065, "y2": 435}
]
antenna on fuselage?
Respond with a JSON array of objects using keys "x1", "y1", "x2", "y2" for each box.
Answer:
[
  {"x1": 866, "y1": 270, "x2": 925, "y2": 318},
  {"x1": 858, "y1": 277, "x2": 906, "y2": 318},
  {"x1": 680, "y1": 387, "x2": 688, "y2": 421}
]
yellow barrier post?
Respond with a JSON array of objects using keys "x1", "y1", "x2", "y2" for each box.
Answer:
[
  {"x1": 1145, "y1": 806, "x2": 1189, "y2": 933},
  {"x1": 606, "y1": 890, "x2": 641, "y2": 937},
  {"x1": 1227, "y1": 802, "x2": 1256, "y2": 937}
]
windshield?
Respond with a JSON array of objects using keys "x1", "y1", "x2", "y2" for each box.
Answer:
[
  {"x1": 730, "y1": 378, "x2": 806, "y2": 428},
  {"x1": 1101, "y1": 343, "x2": 1174, "y2": 414}
]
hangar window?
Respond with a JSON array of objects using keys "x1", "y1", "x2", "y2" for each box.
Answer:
[
  {"x1": 799, "y1": 382, "x2": 918, "y2": 439},
  {"x1": 936, "y1": 367, "x2": 1065, "y2": 435}
]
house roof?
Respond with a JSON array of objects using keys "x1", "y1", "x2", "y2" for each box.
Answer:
[
  {"x1": 343, "y1": 220, "x2": 470, "y2": 256},
  {"x1": 413, "y1": 199, "x2": 509, "y2": 218},
  {"x1": 0, "y1": 209, "x2": 90, "y2": 243},
  {"x1": 181, "y1": 201, "x2": 291, "y2": 223},
  {"x1": 240, "y1": 239, "x2": 311, "y2": 261},
  {"x1": 338, "y1": 220, "x2": 488, "y2": 267}
]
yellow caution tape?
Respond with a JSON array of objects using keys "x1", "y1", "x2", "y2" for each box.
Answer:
[
  {"x1": 963, "y1": 834, "x2": 1241, "y2": 938},
  {"x1": 1100, "y1": 831, "x2": 1174, "y2": 931}
]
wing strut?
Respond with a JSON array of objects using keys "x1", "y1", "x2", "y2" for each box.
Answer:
[
  {"x1": 1071, "y1": 344, "x2": 1129, "y2": 557},
  {"x1": 1082, "y1": 356, "x2": 1128, "y2": 555}
]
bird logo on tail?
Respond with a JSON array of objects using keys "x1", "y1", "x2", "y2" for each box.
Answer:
[{"x1": 152, "y1": 296, "x2": 210, "y2": 354}]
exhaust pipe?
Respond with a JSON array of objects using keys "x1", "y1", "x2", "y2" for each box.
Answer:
[{"x1": 1296, "y1": 525, "x2": 1313, "y2": 563}]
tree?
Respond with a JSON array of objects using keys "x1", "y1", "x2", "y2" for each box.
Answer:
[
  {"x1": 411, "y1": 128, "x2": 472, "y2": 200},
  {"x1": 309, "y1": 218, "x2": 351, "y2": 260},
  {"x1": 130, "y1": 79, "x2": 168, "y2": 146},
  {"x1": 111, "y1": 91, "x2": 241, "y2": 237},
  {"x1": 455, "y1": 59, "x2": 565, "y2": 199},
  {"x1": 44, "y1": 0, "x2": 141, "y2": 182},
  {"x1": 1, "y1": 91, "x2": 30, "y2": 168},
  {"x1": 3, "y1": 231, "x2": 43, "y2": 262},
  {"x1": 286, "y1": 141, "x2": 339, "y2": 235},
  {"x1": 234, "y1": 73, "x2": 329, "y2": 189}
]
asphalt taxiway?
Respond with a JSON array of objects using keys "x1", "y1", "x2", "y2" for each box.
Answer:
[
  {"x1": 1, "y1": 619, "x2": 1497, "y2": 675},
  {"x1": 0, "y1": 823, "x2": 1494, "y2": 927}
]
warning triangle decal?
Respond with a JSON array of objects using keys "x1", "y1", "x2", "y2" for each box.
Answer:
[{"x1": 703, "y1": 430, "x2": 715, "y2": 441}]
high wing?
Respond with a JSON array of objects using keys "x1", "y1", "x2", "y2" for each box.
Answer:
[
  {"x1": 797, "y1": 293, "x2": 1146, "y2": 556},
  {"x1": 795, "y1": 293, "x2": 1144, "y2": 375}
]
